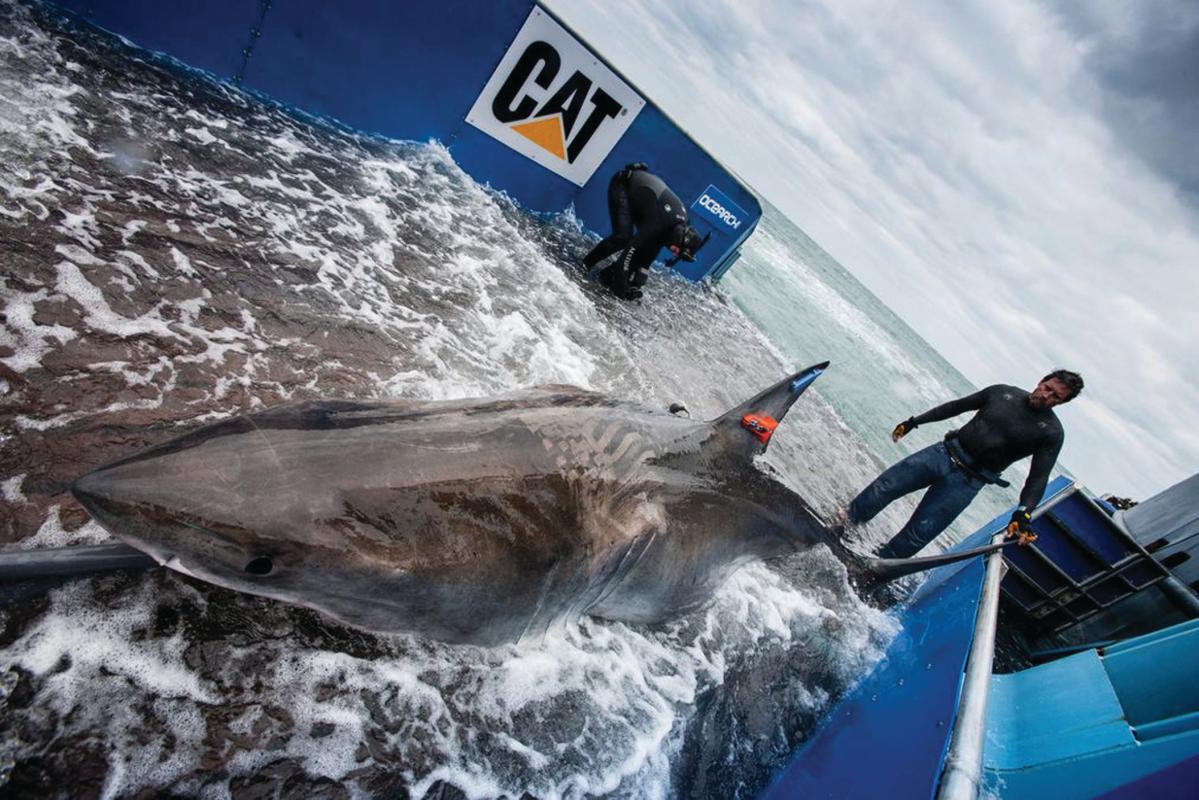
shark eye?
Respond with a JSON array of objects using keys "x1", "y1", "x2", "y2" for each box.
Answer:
[{"x1": 244, "y1": 556, "x2": 274, "y2": 576}]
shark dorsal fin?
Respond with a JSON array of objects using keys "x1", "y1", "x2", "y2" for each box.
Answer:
[{"x1": 706, "y1": 361, "x2": 829, "y2": 459}]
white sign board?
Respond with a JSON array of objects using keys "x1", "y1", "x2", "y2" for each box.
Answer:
[{"x1": 466, "y1": 7, "x2": 645, "y2": 187}]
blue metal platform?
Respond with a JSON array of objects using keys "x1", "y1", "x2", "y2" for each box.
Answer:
[
  {"x1": 982, "y1": 619, "x2": 1199, "y2": 798},
  {"x1": 764, "y1": 475, "x2": 1199, "y2": 799},
  {"x1": 761, "y1": 556, "x2": 986, "y2": 799}
]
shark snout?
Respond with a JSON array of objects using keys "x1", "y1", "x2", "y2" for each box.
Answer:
[
  {"x1": 72, "y1": 469, "x2": 132, "y2": 526},
  {"x1": 72, "y1": 465, "x2": 282, "y2": 582},
  {"x1": 71, "y1": 469, "x2": 105, "y2": 502},
  {"x1": 70, "y1": 465, "x2": 250, "y2": 566}
]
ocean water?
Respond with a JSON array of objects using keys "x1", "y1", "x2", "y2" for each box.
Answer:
[
  {"x1": 2, "y1": 4, "x2": 1019, "y2": 799},
  {"x1": 723, "y1": 206, "x2": 1025, "y2": 545}
]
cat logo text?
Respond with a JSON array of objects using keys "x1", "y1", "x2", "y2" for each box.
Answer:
[{"x1": 466, "y1": 8, "x2": 644, "y2": 186}]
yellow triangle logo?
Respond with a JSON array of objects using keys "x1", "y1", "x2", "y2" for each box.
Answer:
[{"x1": 511, "y1": 115, "x2": 566, "y2": 160}]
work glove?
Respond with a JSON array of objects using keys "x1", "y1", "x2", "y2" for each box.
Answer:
[
  {"x1": 891, "y1": 417, "x2": 917, "y2": 442},
  {"x1": 1005, "y1": 508, "x2": 1037, "y2": 545}
]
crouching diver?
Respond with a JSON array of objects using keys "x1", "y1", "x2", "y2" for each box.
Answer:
[
  {"x1": 582, "y1": 163, "x2": 707, "y2": 301},
  {"x1": 843, "y1": 370, "x2": 1084, "y2": 558}
]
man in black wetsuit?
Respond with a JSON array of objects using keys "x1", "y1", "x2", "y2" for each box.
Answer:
[
  {"x1": 845, "y1": 370, "x2": 1084, "y2": 558},
  {"x1": 582, "y1": 163, "x2": 705, "y2": 301}
]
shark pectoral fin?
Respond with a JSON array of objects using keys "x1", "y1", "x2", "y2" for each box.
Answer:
[
  {"x1": 576, "y1": 501, "x2": 667, "y2": 621},
  {"x1": 705, "y1": 361, "x2": 829, "y2": 459},
  {"x1": 857, "y1": 540, "x2": 1014, "y2": 585}
]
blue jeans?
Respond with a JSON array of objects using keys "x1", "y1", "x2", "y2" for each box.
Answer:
[{"x1": 848, "y1": 442, "x2": 984, "y2": 558}]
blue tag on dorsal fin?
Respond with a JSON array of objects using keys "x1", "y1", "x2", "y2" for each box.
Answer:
[
  {"x1": 790, "y1": 366, "x2": 825, "y2": 394},
  {"x1": 705, "y1": 361, "x2": 830, "y2": 459}
]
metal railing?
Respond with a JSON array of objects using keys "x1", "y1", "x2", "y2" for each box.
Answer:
[{"x1": 937, "y1": 531, "x2": 1008, "y2": 800}]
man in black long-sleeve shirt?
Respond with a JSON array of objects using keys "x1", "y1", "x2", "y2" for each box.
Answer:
[
  {"x1": 846, "y1": 370, "x2": 1084, "y2": 558},
  {"x1": 582, "y1": 163, "x2": 705, "y2": 301}
]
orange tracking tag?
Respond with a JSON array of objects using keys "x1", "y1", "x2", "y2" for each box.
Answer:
[{"x1": 741, "y1": 414, "x2": 778, "y2": 444}]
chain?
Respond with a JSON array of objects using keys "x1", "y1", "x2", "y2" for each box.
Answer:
[{"x1": 232, "y1": 0, "x2": 274, "y2": 86}]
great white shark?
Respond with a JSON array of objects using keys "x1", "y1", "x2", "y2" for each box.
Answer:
[{"x1": 51, "y1": 363, "x2": 1004, "y2": 645}]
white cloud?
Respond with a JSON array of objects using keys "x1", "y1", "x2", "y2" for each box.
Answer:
[{"x1": 550, "y1": 0, "x2": 1199, "y2": 498}]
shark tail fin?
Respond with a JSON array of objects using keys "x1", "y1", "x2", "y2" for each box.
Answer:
[
  {"x1": 854, "y1": 540, "x2": 1013, "y2": 586},
  {"x1": 707, "y1": 361, "x2": 829, "y2": 459}
]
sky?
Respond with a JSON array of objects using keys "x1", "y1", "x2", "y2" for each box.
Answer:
[{"x1": 550, "y1": 0, "x2": 1199, "y2": 499}]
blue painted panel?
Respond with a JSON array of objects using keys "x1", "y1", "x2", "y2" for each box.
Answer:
[
  {"x1": 984, "y1": 727, "x2": 1199, "y2": 800},
  {"x1": 1103, "y1": 621, "x2": 1199, "y2": 726},
  {"x1": 1136, "y1": 710, "x2": 1199, "y2": 741},
  {"x1": 241, "y1": 1, "x2": 531, "y2": 145},
  {"x1": 1104, "y1": 617, "x2": 1199, "y2": 653},
  {"x1": 992, "y1": 479, "x2": 1185, "y2": 639},
  {"x1": 760, "y1": 558, "x2": 985, "y2": 800},
  {"x1": 47, "y1": 0, "x2": 259, "y2": 78},
  {"x1": 1011, "y1": 491, "x2": 1133, "y2": 584},
  {"x1": 1008, "y1": 505, "x2": 1102, "y2": 585},
  {"x1": 43, "y1": 0, "x2": 761, "y2": 282},
  {"x1": 1093, "y1": 753, "x2": 1199, "y2": 800},
  {"x1": 985, "y1": 650, "x2": 1132, "y2": 770},
  {"x1": 982, "y1": 619, "x2": 1199, "y2": 800},
  {"x1": 1051, "y1": 497, "x2": 1133, "y2": 565}
]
